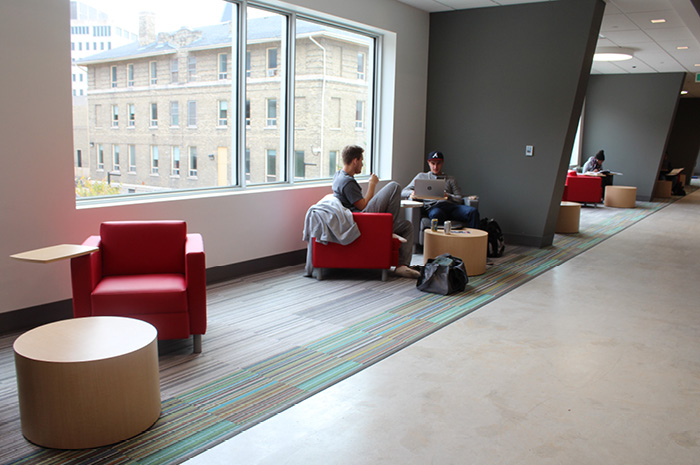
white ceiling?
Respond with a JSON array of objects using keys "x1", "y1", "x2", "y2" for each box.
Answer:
[{"x1": 394, "y1": 0, "x2": 700, "y2": 97}]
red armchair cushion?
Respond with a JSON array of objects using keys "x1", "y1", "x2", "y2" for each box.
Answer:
[
  {"x1": 100, "y1": 221, "x2": 186, "y2": 276},
  {"x1": 71, "y1": 221, "x2": 207, "y2": 342},
  {"x1": 313, "y1": 212, "x2": 400, "y2": 269},
  {"x1": 91, "y1": 274, "x2": 188, "y2": 315}
]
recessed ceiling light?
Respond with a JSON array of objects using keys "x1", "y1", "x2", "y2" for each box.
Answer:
[
  {"x1": 593, "y1": 47, "x2": 634, "y2": 62},
  {"x1": 681, "y1": 90, "x2": 689, "y2": 95},
  {"x1": 677, "y1": 46, "x2": 689, "y2": 50},
  {"x1": 651, "y1": 19, "x2": 666, "y2": 24}
]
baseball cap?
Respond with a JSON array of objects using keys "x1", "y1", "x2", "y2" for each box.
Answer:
[{"x1": 427, "y1": 151, "x2": 444, "y2": 162}]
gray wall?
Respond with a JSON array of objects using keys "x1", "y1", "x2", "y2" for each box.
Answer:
[
  {"x1": 581, "y1": 73, "x2": 684, "y2": 200},
  {"x1": 425, "y1": 0, "x2": 604, "y2": 247},
  {"x1": 666, "y1": 98, "x2": 700, "y2": 184}
]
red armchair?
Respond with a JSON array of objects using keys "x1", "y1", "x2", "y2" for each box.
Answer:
[
  {"x1": 70, "y1": 221, "x2": 207, "y2": 353},
  {"x1": 312, "y1": 213, "x2": 400, "y2": 281},
  {"x1": 563, "y1": 171, "x2": 603, "y2": 205}
]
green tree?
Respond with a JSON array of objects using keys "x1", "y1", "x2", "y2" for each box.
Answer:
[{"x1": 75, "y1": 177, "x2": 122, "y2": 198}]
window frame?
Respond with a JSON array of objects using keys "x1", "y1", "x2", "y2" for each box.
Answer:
[
  {"x1": 150, "y1": 145, "x2": 159, "y2": 175},
  {"x1": 218, "y1": 100, "x2": 228, "y2": 127},
  {"x1": 75, "y1": 0, "x2": 382, "y2": 203},
  {"x1": 111, "y1": 104, "x2": 118, "y2": 127},
  {"x1": 150, "y1": 61, "x2": 158, "y2": 85},
  {"x1": 127, "y1": 103, "x2": 135, "y2": 128},
  {"x1": 112, "y1": 144, "x2": 120, "y2": 172},
  {"x1": 218, "y1": 53, "x2": 228, "y2": 80},
  {"x1": 127, "y1": 63, "x2": 134, "y2": 86},
  {"x1": 128, "y1": 144, "x2": 137, "y2": 173},
  {"x1": 171, "y1": 146, "x2": 181, "y2": 176},
  {"x1": 150, "y1": 103, "x2": 158, "y2": 128}
]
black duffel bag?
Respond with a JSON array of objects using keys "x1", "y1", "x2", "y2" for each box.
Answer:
[{"x1": 416, "y1": 253, "x2": 468, "y2": 295}]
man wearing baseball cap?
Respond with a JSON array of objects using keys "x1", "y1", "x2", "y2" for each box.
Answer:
[{"x1": 402, "y1": 150, "x2": 479, "y2": 229}]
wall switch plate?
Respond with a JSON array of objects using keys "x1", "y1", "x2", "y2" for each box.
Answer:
[{"x1": 525, "y1": 145, "x2": 534, "y2": 157}]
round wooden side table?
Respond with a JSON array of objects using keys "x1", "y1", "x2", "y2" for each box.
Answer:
[
  {"x1": 13, "y1": 316, "x2": 161, "y2": 449},
  {"x1": 556, "y1": 201, "x2": 581, "y2": 234},
  {"x1": 423, "y1": 228, "x2": 488, "y2": 276},
  {"x1": 604, "y1": 186, "x2": 637, "y2": 208}
]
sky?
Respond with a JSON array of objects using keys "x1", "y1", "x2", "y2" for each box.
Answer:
[{"x1": 80, "y1": 0, "x2": 232, "y2": 33}]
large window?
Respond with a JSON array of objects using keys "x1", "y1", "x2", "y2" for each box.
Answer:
[{"x1": 72, "y1": 0, "x2": 378, "y2": 199}]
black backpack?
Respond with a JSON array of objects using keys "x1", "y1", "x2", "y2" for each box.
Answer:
[{"x1": 479, "y1": 218, "x2": 505, "y2": 258}]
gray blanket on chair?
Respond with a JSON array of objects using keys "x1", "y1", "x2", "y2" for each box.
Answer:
[{"x1": 302, "y1": 194, "x2": 360, "y2": 277}]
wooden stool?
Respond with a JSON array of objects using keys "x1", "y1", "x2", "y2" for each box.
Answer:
[
  {"x1": 556, "y1": 201, "x2": 581, "y2": 233},
  {"x1": 14, "y1": 317, "x2": 161, "y2": 449},
  {"x1": 653, "y1": 180, "x2": 672, "y2": 199},
  {"x1": 604, "y1": 186, "x2": 637, "y2": 208},
  {"x1": 423, "y1": 228, "x2": 488, "y2": 276}
]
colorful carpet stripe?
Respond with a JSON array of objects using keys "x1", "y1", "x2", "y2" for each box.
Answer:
[{"x1": 8, "y1": 197, "x2": 681, "y2": 465}]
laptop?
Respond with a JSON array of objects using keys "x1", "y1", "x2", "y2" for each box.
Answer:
[{"x1": 414, "y1": 178, "x2": 446, "y2": 200}]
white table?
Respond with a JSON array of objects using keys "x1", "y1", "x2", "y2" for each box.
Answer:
[{"x1": 10, "y1": 244, "x2": 98, "y2": 263}]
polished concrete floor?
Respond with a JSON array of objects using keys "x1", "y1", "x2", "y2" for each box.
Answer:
[{"x1": 186, "y1": 190, "x2": 700, "y2": 465}]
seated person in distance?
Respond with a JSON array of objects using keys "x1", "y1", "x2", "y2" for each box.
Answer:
[
  {"x1": 332, "y1": 145, "x2": 419, "y2": 279},
  {"x1": 401, "y1": 151, "x2": 479, "y2": 229}
]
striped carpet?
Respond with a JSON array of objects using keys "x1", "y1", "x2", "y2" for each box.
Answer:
[{"x1": 2, "y1": 195, "x2": 684, "y2": 464}]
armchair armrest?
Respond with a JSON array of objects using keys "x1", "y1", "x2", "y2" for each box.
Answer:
[
  {"x1": 70, "y1": 235, "x2": 102, "y2": 318},
  {"x1": 185, "y1": 233, "x2": 207, "y2": 335}
]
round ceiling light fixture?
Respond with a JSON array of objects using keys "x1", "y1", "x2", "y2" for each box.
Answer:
[{"x1": 593, "y1": 47, "x2": 634, "y2": 62}]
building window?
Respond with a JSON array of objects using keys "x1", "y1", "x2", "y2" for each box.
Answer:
[
  {"x1": 357, "y1": 52, "x2": 365, "y2": 80},
  {"x1": 112, "y1": 145, "x2": 120, "y2": 171},
  {"x1": 266, "y1": 98, "x2": 277, "y2": 127},
  {"x1": 329, "y1": 150, "x2": 338, "y2": 176},
  {"x1": 188, "y1": 146, "x2": 197, "y2": 177},
  {"x1": 151, "y1": 146, "x2": 159, "y2": 174},
  {"x1": 128, "y1": 145, "x2": 136, "y2": 173},
  {"x1": 127, "y1": 104, "x2": 135, "y2": 127},
  {"x1": 150, "y1": 103, "x2": 158, "y2": 127},
  {"x1": 218, "y1": 53, "x2": 228, "y2": 80},
  {"x1": 187, "y1": 100, "x2": 197, "y2": 127},
  {"x1": 111, "y1": 66, "x2": 117, "y2": 88},
  {"x1": 111, "y1": 104, "x2": 118, "y2": 127},
  {"x1": 170, "y1": 101, "x2": 179, "y2": 127},
  {"x1": 266, "y1": 149, "x2": 277, "y2": 182},
  {"x1": 355, "y1": 100, "x2": 364, "y2": 129},
  {"x1": 150, "y1": 61, "x2": 157, "y2": 85},
  {"x1": 187, "y1": 55, "x2": 196, "y2": 81},
  {"x1": 171, "y1": 146, "x2": 180, "y2": 176},
  {"x1": 218, "y1": 100, "x2": 228, "y2": 126},
  {"x1": 245, "y1": 148, "x2": 250, "y2": 181},
  {"x1": 97, "y1": 144, "x2": 104, "y2": 170},
  {"x1": 245, "y1": 100, "x2": 251, "y2": 126},
  {"x1": 267, "y1": 48, "x2": 278, "y2": 77},
  {"x1": 246, "y1": 51, "x2": 251, "y2": 77},
  {"x1": 127, "y1": 63, "x2": 134, "y2": 86},
  {"x1": 171, "y1": 58, "x2": 178, "y2": 83},
  {"x1": 76, "y1": 149, "x2": 82, "y2": 168}
]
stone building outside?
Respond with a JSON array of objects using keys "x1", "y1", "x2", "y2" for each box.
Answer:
[{"x1": 75, "y1": 13, "x2": 374, "y2": 196}]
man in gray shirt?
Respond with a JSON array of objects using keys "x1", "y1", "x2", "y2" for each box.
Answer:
[
  {"x1": 402, "y1": 151, "x2": 479, "y2": 228},
  {"x1": 332, "y1": 145, "x2": 419, "y2": 279}
]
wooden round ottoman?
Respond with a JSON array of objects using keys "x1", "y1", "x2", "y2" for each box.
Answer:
[
  {"x1": 556, "y1": 201, "x2": 581, "y2": 233},
  {"x1": 423, "y1": 228, "x2": 488, "y2": 276},
  {"x1": 604, "y1": 186, "x2": 637, "y2": 208},
  {"x1": 13, "y1": 316, "x2": 161, "y2": 449}
]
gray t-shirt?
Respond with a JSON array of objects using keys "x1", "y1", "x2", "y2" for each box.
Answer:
[{"x1": 332, "y1": 170, "x2": 363, "y2": 212}]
